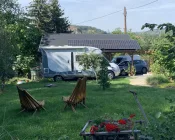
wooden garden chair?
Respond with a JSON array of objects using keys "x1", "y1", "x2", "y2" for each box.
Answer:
[
  {"x1": 17, "y1": 86, "x2": 45, "y2": 113},
  {"x1": 62, "y1": 77, "x2": 87, "y2": 112}
]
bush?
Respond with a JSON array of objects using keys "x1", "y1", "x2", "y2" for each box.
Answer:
[
  {"x1": 150, "y1": 62, "x2": 169, "y2": 76},
  {"x1": 142, "y1": 97, "x2": 175, "y2": 140},
  {"x1": 13, "y1": 55, "x2": 35, "y2": 77},
  {"x1": 98, "y1": 56, "x2": 110, "y2": 90},
  {"x1": 7, "y1": 77, "x2": 31, "y2": 85},
  {"x1": 146, "y1": 75, "x2": 170, "y2": 86},
  {"x1": 126, "y1": 63, "x2": 136, "y2": 76}
]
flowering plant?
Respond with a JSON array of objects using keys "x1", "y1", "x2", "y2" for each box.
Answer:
[{"x1": 90, "y1": 114, "x2": 136, "y2": 134}]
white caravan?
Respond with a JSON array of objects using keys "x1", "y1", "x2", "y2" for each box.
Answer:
[{"x1": 39, "y1": 46, "x2": 120, "y2": 81}]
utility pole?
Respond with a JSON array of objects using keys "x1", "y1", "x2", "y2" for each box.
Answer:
[
  {"x1": 124, "y1": 7, "x2": 127, "y2": 34},
  {"x1": 124, "y1": 7, "x2": 133, "y2": 75}
]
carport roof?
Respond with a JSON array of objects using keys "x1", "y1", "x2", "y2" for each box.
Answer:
[
  {"x1": 68, "y1": 39, "x2": 140, "y2": 51},
  {"x1": 39, "y1": 33, "x2": 140, "y2": 52}
]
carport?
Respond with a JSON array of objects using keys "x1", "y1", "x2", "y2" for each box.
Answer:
[
  {"x1": 68, "y1": 39, "x2": 141, "y2": 75},
  {"x1": 68, "y1": 39, "x2": 140, "y2": 60},
  {"x1": 40, "y1": 33, "x2": 141, "y2": 75}
]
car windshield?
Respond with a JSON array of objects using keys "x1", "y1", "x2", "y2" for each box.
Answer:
[
  {"x1": 111, "y1": 57, "x2": 123, "y2": 64},
  {"x1": 116, "y1": 58, "x2": 123, "y2": 64},
  {"x1": 118, "y1": 61, "x2": 129, "y2": 66},
  {"x1": 111, "y1": 58, "x2": 116, "y2": 63}
]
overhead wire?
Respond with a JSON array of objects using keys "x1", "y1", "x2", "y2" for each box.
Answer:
[
  {"x1": 75, "y1": 0, "x2": 159, "y2": 24},
  {"x1": 75, "y1": 9, "x2": 123, "y2": 24},
  {"x1": 128, "y1": 0, "x2": 158, "y2": 10}
]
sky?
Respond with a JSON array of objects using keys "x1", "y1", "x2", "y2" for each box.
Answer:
[{"x1": 18, "y1": 0, "x2": 175, "y2": 32}]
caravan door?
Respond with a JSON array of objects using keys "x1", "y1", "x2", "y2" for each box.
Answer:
[{"x1": 45, "y1": 50, "x2": 72, "y2": 73}]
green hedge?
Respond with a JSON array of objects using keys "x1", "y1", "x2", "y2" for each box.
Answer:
[{"x1": 146, "y1": 75, "x2": 170, "y2": 86}]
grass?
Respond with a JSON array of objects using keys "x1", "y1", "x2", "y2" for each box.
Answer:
[
  {"x1": 158, "y1": 82, "x2": 175, "y2": 89},
  {"x1": 0, "y1": 78, "x2": 175, "y2": 139}
]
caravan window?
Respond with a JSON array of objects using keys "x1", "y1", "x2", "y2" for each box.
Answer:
[{"x1": 76, "y1": 55, "x2": 82, "y2": 62}]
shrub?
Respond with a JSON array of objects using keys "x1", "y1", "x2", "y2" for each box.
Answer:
[
  {"x1": 142, "y1": 97, "x2": 175, "y2": 140},
  {"x1": 78, "y1": 53, "x2": 101, "y2": 80},
  {"x1": 7, "y1": 77, "x2": 31, "y2": 85},
  {"x1": 150, "y1": 62, "x2": 170, "y2": 76},
  {"x1": 126, "y1": 63, "x2": 136, "y2": 76},
  {"x1": 146, "y1": 75, "x2": 170, "y2": 86},
  {"x1": 13, "y1": 55, "x2": 35, "y2": 77},
  {"x1": 98, "y1": 56, "x2": 110, "y2": 90}
]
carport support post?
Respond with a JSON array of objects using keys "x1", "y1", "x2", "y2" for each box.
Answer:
[{"x1": 130, "y1": 52, "x2": 134, "y2": 76}]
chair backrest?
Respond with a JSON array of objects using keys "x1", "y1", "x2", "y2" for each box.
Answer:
[
  {"x1": 17, "y1": 86, "x2": 42, "y2": 111},
  {"x1": 68, "y1": 77, "x2": 87, "y2": 104}
]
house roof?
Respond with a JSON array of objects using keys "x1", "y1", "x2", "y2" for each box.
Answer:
[{"x1": 40, "y1": 33, "x2": 140, "y2": 52}]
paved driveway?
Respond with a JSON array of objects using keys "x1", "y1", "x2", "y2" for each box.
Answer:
[{"x1": 129, "y1": 73, "x2": 152, "y2": 86}]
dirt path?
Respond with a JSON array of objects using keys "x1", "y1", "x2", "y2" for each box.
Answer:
[{"x1": 129, "y1": 73, "x2": 152, "y2": 86}]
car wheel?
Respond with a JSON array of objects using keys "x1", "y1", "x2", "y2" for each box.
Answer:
[
  {"x1": 53, "y1": 75, "x2": 63, "y2": 82},
  {"x1": 108, "y1": 71, "x2": 115, "y2": 80},
  {"x1": 120, "y1": 70, "x2": 126, "y2": 76},
  {"x1": 142, "y1": 67, "x2": 147, "y2": 74}
]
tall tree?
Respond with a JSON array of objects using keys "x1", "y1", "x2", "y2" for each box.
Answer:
[
  {"x1": 6, "y1": 17, "x2": 42, "y2": 59},
  {"x1": 142, "y1": 23, "x2": 175, "y2": 41},
  {"x1": 27, "y1": 0, "x2": 51, "y2": 33},
  {"x1": 49, "y1": 0, "x2": 70, "y2": 33},
  {"x1": 0, "y1": 28, "x2": 16, "y2": 88},
  {"x1": 27, "y1": 0, "x2": 70, "y2": 33},
  {"x1": 0, "y1": 0, "x2": 20, "y2": 26},
  {"x1": 0, "y1": 0, "x2": 42, "y2": 76},
  {"x1": 0, "y1": 0, "x2": 20, "y2": 84},
  {"x1": 142, "y1": 23, "x2": 175, "y2": 78}
]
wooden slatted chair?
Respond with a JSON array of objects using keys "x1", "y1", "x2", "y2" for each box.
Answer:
[
  {"x1": 62, "y1": 77, "x2": 87, "y2": 112},
  {"x1": 17, "y1": 86, "x2": 45, "y2": 113}
]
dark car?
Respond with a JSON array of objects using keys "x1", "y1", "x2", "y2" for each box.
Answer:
[{"x1": 117, "y1": 60, "x2": 148, "y2": 76}]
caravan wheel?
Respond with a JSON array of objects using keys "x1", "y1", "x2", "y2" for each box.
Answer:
[
  {"x1": 108, "y1": 71, "x2": 115, "y2": 80},
  {"x1": 53, "y1": 75, "x2": 63, "y2": 82}
]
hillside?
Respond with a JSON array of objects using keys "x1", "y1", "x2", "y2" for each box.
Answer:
[
  {"x1": 136, "y1": 29, "x2": 165, "y2": 36},
  {"x1": 69, "y1": 25, "x2": 165, "y2": 36},
  {"x1": 69, "y1": 25, "x2": 107, "y2": 34}
]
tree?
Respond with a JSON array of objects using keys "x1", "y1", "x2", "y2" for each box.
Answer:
[
  {"x1": 13, "y1": 55, "x2": 35, "y2": 77},
  {"x1": 112, "y1": 28, "x2": 123, "y2": 34},
  {"x1": 142, "y1": 23, "x2": 175, "y2": 41},
  {"x1": 5, "y1": 17, "x2": 42, "y2": 59},
  {"x1": 112, "y1": 28, "x2": 144, "y2": 50},
  {"x1": 142, "y1": 23, "x2": 175, "y2": 78},
  {"x1": 78, "y1": 53, "x2": 101, "y2": 80},
  {"x1": 27, "y1": 0, "x2": 70, "y2": 33},
  {"x1": 49, "y1": 0, "x2": 70, "y2": 33},
  {"x1": 0, "y1": 0, "x2": 20, "y2": 26},
  {"x1": 0, "y1": 0, "x2": 42, "y2": 76},
  {"x1": 78, "y1": 53, "x2": 110, "y2": 90},
  {"x1": 0, "y1": 0, "x2": 20, "y2": 88},
  {"x1": 27, "y1": 0, "x2": 51, "y2": 33},
  {"x1": 98, "y1": 56, "x2": 110, "y2": 90},
  {"x1": 0, "y1": 28, "x2": 16, "y2": 91}
]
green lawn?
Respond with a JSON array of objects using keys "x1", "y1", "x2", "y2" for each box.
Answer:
[{"x1": 0, "y1": 78, "x2": 175, "y2": 140}]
